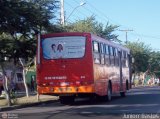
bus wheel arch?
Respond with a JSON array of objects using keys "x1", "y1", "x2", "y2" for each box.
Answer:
[{"x1": 120, "y1": 80, "x2": 127, "y2": 97}]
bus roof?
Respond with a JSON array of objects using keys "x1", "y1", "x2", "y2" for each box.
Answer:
[
  {"x1": 41, "y1": 32, "x2": 90, "y2": 39},
  {"x1": 41, "y1": 32, "x2": 130, "y2": 53},
  {"x1": 91, "y1": 33, "x2": 130, "y2": 53}
]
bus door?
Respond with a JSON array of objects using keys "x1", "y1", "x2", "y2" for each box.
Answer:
[{"x1": 118, "y1": 51, "x2": 123, "y2": 91}]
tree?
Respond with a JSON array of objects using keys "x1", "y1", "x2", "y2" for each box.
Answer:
[
  {"x1": 0, "y1": 0, "x2": 59, "y2": 34},
  {"x1": 148, "y1": 51, "x2": 160, "y2": 77},
  {"x1": 0, "y1": 0, "x2": 59, "y2": 105},
  {"x1": 0, "y1": 33, "x2": 14, "y2": 106},
  {"x1": 125, "y1": 41, "x2": 152, "y2": 73},
  {"x1": 65, "y1": 16, "x2": 120, "y2": 42}
]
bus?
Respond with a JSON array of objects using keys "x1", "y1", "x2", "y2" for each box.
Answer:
[{"x1": 36, "y1": 32, "x2": 132, "y2": 104}]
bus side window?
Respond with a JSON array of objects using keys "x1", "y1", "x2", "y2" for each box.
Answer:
[
  {"x1": 126, "y1": 53, "x2": 129, "y2": 67},
  {"x1": 100, "y1": 43, "x2": 105, "y2": 65},
  {"x1": 122, "y1": 51, "x2": 127, "y2": 67},
  {"x1": 115, "y1": 48, "x2": 119, "y2": 66},
  {"x1": 105, "y1": 44, "x2": 110, "y2": 65},
  {"x1": 93, "y1": 41, "x2": 100, "y2": 64},
  {"x1": 108, "y1": 45, "x2": 111, "y2": 65},
  {"x1": 93, "y1": 41, "x2": 99, "y2": 52},
  {"x1": 112, "y1": 47, "x2": 116, "y2": 65},
  {"x1": 124, "y1": 51, "x2": 128, "y2": 67},
  {"x1": 110, "y1": 46, "x2": 114, "y2": 65},
  {"x1": 121, "y1": 51, "x2": 124, "y2": 67},
  {"x1": 127, "y1": 53, "x2": 131, "y2": 68}
]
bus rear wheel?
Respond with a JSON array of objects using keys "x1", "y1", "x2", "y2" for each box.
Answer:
[
  {"x1": 59, "y1": 96, "x2": 75, "y2": 104},
  {"x1": 126, "y1": 80, "x2": 129, "y2": 90},
  {"x1": 106, "y1": 84, "x2": 112, "y2": 101},
  {"x1": 120, "y1": 92, "x2": 126, "y2": 97}
]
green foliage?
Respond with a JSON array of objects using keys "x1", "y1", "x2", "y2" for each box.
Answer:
[
  {"x1": 149, "y1": 51, "x2": 160, "y2": 77},
  {"x1": 125, "y1": 41, "x2": 152, "y2": 73},
  {"x1": 0, "y1": 0, "x2": 59, "y2": 63},
  {"x1": 125, "y1": 41, "x2": 160, "y2": 77},
  {"x1": 0, "y1": 0, "x2": 59, "y2": 35},
  {"x1": 46, "y1": 24, "x2": 66, "y2": 33},
  {"x1": 65, "y1": 16, "x2": 119, "y2": 42}
]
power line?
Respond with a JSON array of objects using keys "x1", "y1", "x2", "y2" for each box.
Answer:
[
  {"x1": 84, "y1": 0, "x2": 114, "y2": 22},
  {"x1": 68, "y1": 0, "x2": 131, "y2": 30},
  {"x1": 64, "y1": 0, "x2": 160, "y2": 44},
  {"x1": 119, "y1": 29, "x2": 133, "y2": 43},
  {"x1": 84, "y1": 1, "x2": 160, "y2": 42},
  {"x1": 131, "y1": 32, "x2": 160, "y2": 40},
  {"x1": 71, "y1": 0, "x2": 114, "y2": 25},
  {"x1": 84, "y1": 0, "x2": 136, "y2": 30},
  {"x1": 72, "y1": 0, "x2": 96, "y2": 15},
  {"x1": 64, "y1": 1, "x2": 89, "y2": 21}
]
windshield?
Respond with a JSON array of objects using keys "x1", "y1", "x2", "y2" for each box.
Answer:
[{"x1": 42, "y1": 36, "x2": 86, "y2": 59}]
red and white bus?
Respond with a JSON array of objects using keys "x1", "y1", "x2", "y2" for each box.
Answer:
[{"x1": 36, "y1": 32, "x2": 132, "y2": 104}]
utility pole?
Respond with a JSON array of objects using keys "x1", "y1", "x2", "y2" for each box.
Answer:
[
  {"x1": 119, "y1": 29, "x2": 133, "y2": 43},
  {"x1": 60, "y1": 0, "x2": 65, "y2": 25},
  {"x1": 60, "y1": 0, "x2": 86, "y2": 26}
]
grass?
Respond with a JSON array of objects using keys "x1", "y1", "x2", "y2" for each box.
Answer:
[{"x1": 0, "y1": 93, "x2": 58, "y2": 107}]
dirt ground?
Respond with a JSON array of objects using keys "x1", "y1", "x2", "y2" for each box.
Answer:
[{"x1": 0, "y1": 93, "x2": 58, "y2": 107}]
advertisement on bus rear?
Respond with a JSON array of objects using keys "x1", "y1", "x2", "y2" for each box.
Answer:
[{"x1": 42, "y1": 36, "x2": 86, "y2": 59}]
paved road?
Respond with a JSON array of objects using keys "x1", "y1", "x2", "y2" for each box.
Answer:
[{"x1": 1, "y1": 86, "x2": 160, "y2": 119}]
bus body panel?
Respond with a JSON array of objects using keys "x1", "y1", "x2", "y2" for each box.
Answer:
[
  {"x1": 36, "y1": 32, "x2": 131, "y2": 98},
  {"x1": 91, "y1": 34, "x2": 130, "y2": 96},
  {"x1": 37, "y1": 33, "x2": 95, "y2": 95}
]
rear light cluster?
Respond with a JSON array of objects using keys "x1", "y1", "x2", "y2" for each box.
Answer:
[{"x1": 38, "y1": 81, "x2": 93, "y2": 87}]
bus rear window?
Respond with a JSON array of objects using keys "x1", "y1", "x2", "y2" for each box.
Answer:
[{"x1": 42, "y1": 36, "x2": 86, "y2": 59}]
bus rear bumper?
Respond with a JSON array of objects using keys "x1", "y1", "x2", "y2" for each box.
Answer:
[{"x1": 37, "y1": 85, "x2": 95, "y2": 95}]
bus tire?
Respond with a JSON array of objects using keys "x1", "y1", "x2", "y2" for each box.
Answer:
[
  {"x1": 120, "y1": 92, "x2": 126, "y2": 97},
  {"x1": 106, "y1": 83, "x2": 112, "y2": 101},
  {"x1": 126, "y1": 80, "x2": 129, "y2": 90},
  {"x1": 59, "y1": 96, "x2": 75, "y2": 104}
]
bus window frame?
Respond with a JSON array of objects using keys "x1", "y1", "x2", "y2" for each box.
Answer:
[
  {"x1": 93, "y1": 41, "x2": 100, "y2": 53},
  {"x1": 105, "y1": 44, "x2": 109, "y2": 55},
  {"x1": 104, "y1": 44, "x2": 110, "y2": 66},
  {"x1": 110, "y1": 46, "x2": 115, "y2": 66},
  {"x1": 114, "y1": 48, "x2": 119, "y2": 66},
  {"x1": 93, "y1": 41, "x2": 100, "y2": 64},
  {"x1": 121, "y1": 51, "x2": 128, "y2": 67},
  {"x1": 100, "y1": 43, "x2": 105, "y2": 65}
]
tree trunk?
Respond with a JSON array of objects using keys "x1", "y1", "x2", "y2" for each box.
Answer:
[
  {"x1": 23, "y1": 68, "x2": 29, "y2": 97},
  {"x1": 0, "y1": 63, "x2": 12, "y2": 106},
  {"x1": 3, "y1": 76, "x2": 12, "y2": 106},
  {"x1": 19, "y1": 58, "x2": 29, "y2": 97}
]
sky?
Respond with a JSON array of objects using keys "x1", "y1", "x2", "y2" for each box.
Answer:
[{"x1": 63, "y1": 0, "x2": 160, "y2": 51}]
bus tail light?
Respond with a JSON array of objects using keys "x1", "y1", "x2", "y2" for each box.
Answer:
[
  {"x1": 80, "y1": 81, "x2": 93, "y2": 85},
  {"x1": 60, "y1": 82, "x2": 69, "y2": 86},
  {"x1": 42, "y1": 83, "x2": 49, "y2": 86},
  {"x1": 50, "y1": 88, "x2": 54, "y2": 91},
  {"x1": 76, "y1": 81, "x2": 81, "y2": 86}
]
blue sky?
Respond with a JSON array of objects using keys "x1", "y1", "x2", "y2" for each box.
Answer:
[{"x1": 63, "y1": 0, "x2": 160, "y2": 51}]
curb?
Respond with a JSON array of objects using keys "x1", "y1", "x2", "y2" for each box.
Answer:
[{"x1": 0, "y1": 99, "x2": 59, "y2": 112}]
